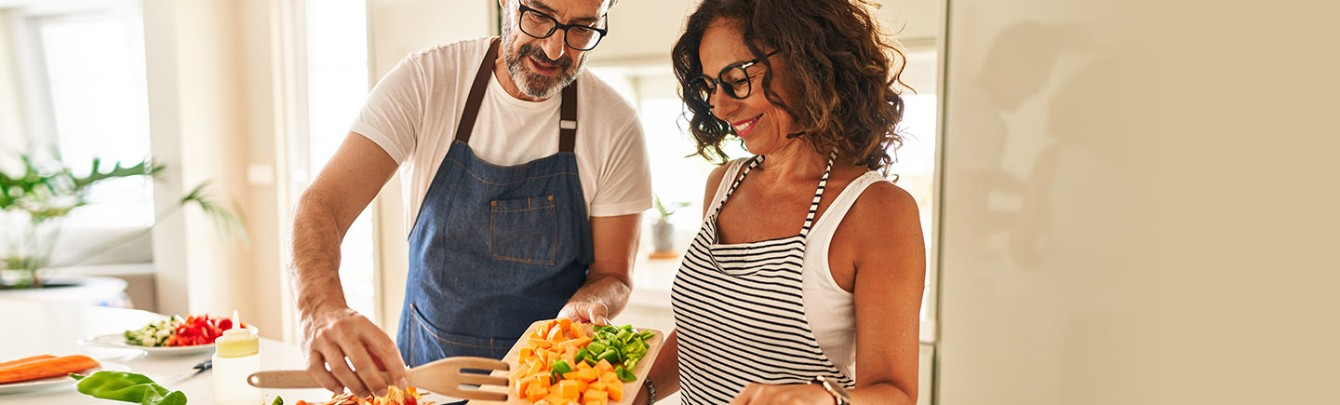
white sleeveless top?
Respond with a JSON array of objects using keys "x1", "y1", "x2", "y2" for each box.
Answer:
[{"x1": 671, "y1": 156, "x2": 886, "y2": 403}]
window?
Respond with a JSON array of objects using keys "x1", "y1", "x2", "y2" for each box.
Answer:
[
  {"x1": 36, "y1": 13, "x2": 154, "y2": 229},
  {"x1": 0, "y1": 0, "x2": 155, "y2": 265}
]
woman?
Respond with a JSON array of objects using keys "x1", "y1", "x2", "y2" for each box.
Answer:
[{"x1": 637, "y1": 0, "x2": 925, "y2": 403}]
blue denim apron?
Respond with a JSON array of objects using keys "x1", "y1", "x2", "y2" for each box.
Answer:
[{"x1": 396, "y1": 38, "x2": 592, "y2": 367}]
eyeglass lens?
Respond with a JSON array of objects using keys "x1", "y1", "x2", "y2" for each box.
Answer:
[
  {"x1": 519, "y1": 7, "x2": 604, "y2": 50},
  {"x1": 690, "y1": 64, "x2": 754, "y2": 107}
]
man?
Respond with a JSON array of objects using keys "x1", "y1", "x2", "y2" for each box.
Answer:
[{"x1": 289, "y1": 0, "x2": 649, "y2": 398}]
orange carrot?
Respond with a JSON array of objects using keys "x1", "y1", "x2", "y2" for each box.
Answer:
[
  {"x1": 0, "y1": 355, "x2": 57, "y2": 370},
  {"x1": 0, "y1": 354, "x2": 100, "y2": 384}
]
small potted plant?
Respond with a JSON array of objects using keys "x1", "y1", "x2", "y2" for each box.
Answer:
[{"x1": 650, "y1": 195, "x2": 689, "y2": 259}]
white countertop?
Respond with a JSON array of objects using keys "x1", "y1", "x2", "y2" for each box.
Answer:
[{"x1": 0, "y1": 298, "x2": 462, "y2": 404}]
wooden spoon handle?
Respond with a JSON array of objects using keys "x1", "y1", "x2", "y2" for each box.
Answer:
[{"x1": 247, "y1": 370, "x2": 320, "y2": 388}]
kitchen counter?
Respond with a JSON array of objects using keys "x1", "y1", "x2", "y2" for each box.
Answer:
[{"x1": 0, "y1": 298, "x2": 462, "y2": 404}]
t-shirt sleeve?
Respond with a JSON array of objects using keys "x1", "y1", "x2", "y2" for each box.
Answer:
[
  {"x1": 589, "y1": 118, "x2": 653, "y2": 217},
  {"x1": 349, "y1": 56, "x2": 425, "y2": 164}
]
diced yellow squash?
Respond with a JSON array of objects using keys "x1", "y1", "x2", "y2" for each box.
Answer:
[
  {"x1": 557, "y1": 379, "x2": 581, "y2": 399},
  {"x1": 526, "y1": 383, "x2": 550, "y2": 402},
  {"x1": 594, "y1": 359, "x2": 613, "y2": 373},
  {"x1": 607, "y1": 380, "x2": 623, "y2": 401},
  {"x1": 545, "y1": 392, "x2": 565, "y2": 404},
  {"x1": 585, "y1": 389, "x2": 609, "y2": 403},
  {"x1": 547, "y1": 323, "x2": 564, "y2": 340},
  {"x1": 576, "y1": 368, "x2": 597, "y2": 382}
]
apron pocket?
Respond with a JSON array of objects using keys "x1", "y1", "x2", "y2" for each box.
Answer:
[
  {"x1": 406, "y1": 303, "x2": 510, "y2": 364},
  {"x1": 489, "y1": 195, "x2": 558, "y2": 265}
]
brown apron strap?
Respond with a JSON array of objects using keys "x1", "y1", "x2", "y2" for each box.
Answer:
[
  {"x1": 454, "y1": 37, "x2": 501, "y2": 144},
  {"x1": 455, "y1": 37, "x2": 579, "y2": 152},
  {"x1": 559, "y1": 80, "x2": 578, "y2": 153}
]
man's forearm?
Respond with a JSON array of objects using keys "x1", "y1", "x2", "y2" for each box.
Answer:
[
  {"x1": 290, "y1": 194, "x2": 351, "y2": 315},
  {"x1": 573, "y1": 213, "x2": 642, "y2": 319},
  {"x1": 568, "y1": 267, "x2": 634, "y2": 318}
]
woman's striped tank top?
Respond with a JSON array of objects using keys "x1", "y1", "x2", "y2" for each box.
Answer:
[{"x1": 671, "y1": 155, "x2": 855, "y2": 404}]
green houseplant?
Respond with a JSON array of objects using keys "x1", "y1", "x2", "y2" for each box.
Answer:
[
  {"x1": 650, "y1": 195, "x2": 689, "y2": 258},
  {"x1": 0, "y1": 155, "x2": 243, "y2": 289}
]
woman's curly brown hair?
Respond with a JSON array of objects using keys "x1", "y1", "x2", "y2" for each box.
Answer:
[{"x1": 672, "y1": 0, "x2": 907, "y2": 172}]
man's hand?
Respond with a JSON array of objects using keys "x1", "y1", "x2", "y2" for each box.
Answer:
[
  {"x1": 555, "y1": 214, "x2": 642, "y2": 327},
  {"x1": 557, "y1": 302, "x2": 611, "y2": 325},
  {"x1": 300, "y1": 307, "x2": 408, "y2": 397}
]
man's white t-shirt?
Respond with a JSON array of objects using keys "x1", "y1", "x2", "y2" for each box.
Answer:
[{"x1": 350, "y1": 37, "x2": 653, "y2": 232}]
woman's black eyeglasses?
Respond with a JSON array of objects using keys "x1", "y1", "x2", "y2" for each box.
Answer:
[
  {"x1": 517, "y1": 4, "x2": 608, "y2": 51},
  {"x1": 687, "y1": 51, "x2": 780, "y2": 108}
]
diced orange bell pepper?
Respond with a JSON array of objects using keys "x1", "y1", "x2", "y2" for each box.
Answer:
[
  {"x1": 594, "y1": 359, "x2": 613, "y2": 373},
  {"x1": 607, "y1": 379, "x2": 624, "y2": 401},
  {"x1": 576, "y1": 367, "x2": 597, "y2": 382},
  {"x1": 557, "y1": 379, "x2": 580, "y2": 399},
  {"x1": 585, "y1": 389, "x2": 609, "y2": 404},
  {"x1": 527, "y1": 383, "x2": 550, "y2": 402}
]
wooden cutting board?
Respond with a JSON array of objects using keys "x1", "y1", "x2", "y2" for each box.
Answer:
[{"x1": 470, "y1": 319, "x2": 665, "y2": 405}]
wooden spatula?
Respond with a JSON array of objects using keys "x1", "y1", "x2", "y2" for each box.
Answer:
[{"x1": 247, "y1": 356, "x2": 510, "y2": 401}]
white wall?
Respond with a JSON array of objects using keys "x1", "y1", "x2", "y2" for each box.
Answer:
[
  {"x1": 877, "y1": 0, "x2": 940, "y2": 46},
  {"x1": 586, "y1": 0, "x2": 694, "y2": 66},
  {"x1": 588, "y1": 0, "x2": 940, "y2": 67},
  {"x1": 936, "y1": 0, "x2": 1340, "y2": 404},
  {"x1": 142, "y1": 0, "x2": 285, "y2": 337},
  {"x1": 237, "y1": 0, "x2": 285, "y2": 342},
  {"x1": 144, "y1": 0, "x2": 237, "y2": 318}
]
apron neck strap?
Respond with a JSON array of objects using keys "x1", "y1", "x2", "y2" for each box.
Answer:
[
  {"x1": 454, "y1": 37, "x2": 580, "y2": 153},
  {"x1": 559, "y1": 80, "x2": 578, "y2": 153},
  {"x1": 454, "y1": 38, "x2": 500, "y2": 145}
]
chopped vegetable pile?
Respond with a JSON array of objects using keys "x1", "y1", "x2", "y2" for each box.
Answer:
[
  {"x1": 295, "y1": 385, "x2": 432, "y2": 405},
  {"x1": 124, "y1": 314, "x2": 247, "y2": 347},
  {"x1": 511, "y1": 319, "x2": 657, "y2": 405}
]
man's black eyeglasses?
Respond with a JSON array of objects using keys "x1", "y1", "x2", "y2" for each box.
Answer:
[
  {"x1": 687, "y1": 51, "x2": 779, "y2": 108},
  {"x1": 517, "y1": 4, "x2": 608, "y2": 51}
]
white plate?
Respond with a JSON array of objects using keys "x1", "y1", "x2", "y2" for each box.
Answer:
[
  {"x1": 0, "y1": 362, "x2": 130, "y2": 395},
  {"x1": 78, "y1": 324, "x2": 258, "y2": 356},
  {"x1": 79, "y1": 333, "x2": 217, "y2": 356}
]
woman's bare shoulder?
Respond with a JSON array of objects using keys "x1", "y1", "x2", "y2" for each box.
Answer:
[{"x1": 848, "y1": 177, "x2": 921, "y2": 237}]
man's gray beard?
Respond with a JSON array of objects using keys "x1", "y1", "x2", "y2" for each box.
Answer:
[{"x1": 501, "y1": 26, "x2": 581, "y2": 99}]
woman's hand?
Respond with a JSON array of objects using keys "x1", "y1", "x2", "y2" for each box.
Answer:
[{"x1": 730, "y1": 382, "x2": 835, "y2": 404}]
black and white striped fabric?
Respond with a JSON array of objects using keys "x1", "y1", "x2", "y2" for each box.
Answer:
[{"x1": 671, "y1": 155, "x2": 855, "y2": 404}]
